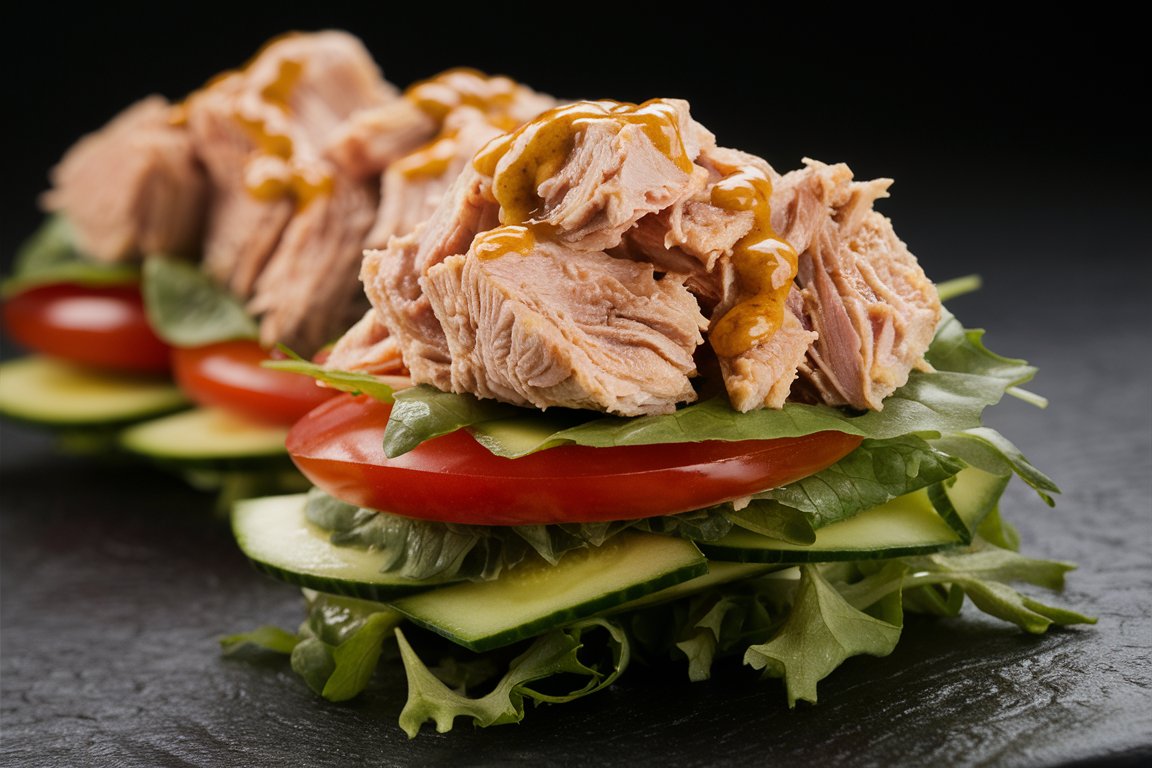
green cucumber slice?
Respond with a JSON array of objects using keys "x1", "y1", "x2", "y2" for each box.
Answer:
[
  {"x1": 929, "y1": 467, "x2": 1011, "y2": 542},
  {"x1": 389, "y1": 533, "x2": 708, "y2": 652},
  {"x1": 233, "y1": 494, "x2": 453, "y2": 602},
  {"x1": 0, "y1": 356, "x2": 187, "y2": 427},
  {"x1": 700, "y1": 489, "x2": 964, "y2": 563},
  {"x1": 612, "y1": 561, "x2": 787, "y2": 613},
  {"x1": 120, "y1": 407, "x2": 291, "y2": 470}
]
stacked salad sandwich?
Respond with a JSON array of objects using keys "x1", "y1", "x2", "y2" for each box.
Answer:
[
  {"x1": 221, "y1": 95, "x2": 1094, "y2": 736},
  {"x1": 0, "y1": 30, "x2": 555, "y2": 500}
]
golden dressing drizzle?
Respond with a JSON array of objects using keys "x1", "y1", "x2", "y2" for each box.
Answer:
[
  {"x1": 469, "y1": 99, "x2": 693, "y2": 258},
  {"x1": 235, "y1": 57, "x2": 332, "y2": 209},
  {"x1": 707, "y1": 165, "x2": 798, "y2": 357},
  {"x1": 473, "y1": 225, "x2": 536, "y2": 260},
  {"x1": 395, "y1": 69, "x2": 529, "y2": 181},
  {"x1": 394, "y1": 130, "x2": 459, "y2": 179},
  {"x1": 405, "y1": 67, "x2": 522, "y2": 131}
]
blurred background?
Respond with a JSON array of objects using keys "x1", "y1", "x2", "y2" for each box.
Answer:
[
  {"x1": 2, "y1": 10, "x2": 1149, "y2": 764},
  {"x1": 2, "y1": 7, "x2": 1144, "y2": 286}
]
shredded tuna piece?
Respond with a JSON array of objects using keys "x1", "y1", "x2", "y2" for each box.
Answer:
[
  {"x1": 41, "y1": 96, "x2": 207, "y2": 262},
  {"x1": 322, "y1": 309, "x2": 406, "y2": 375},
  {"x1": 424, "y1": 241, "x2": 705, "y2": 416},
  {"x1": 774, "y1": 160, "x2": 940, "y2": 410},
  {"x1": 180, "y1": 31, "x2": 396, "y2": 353},
  {"x1": 354, "y1": 166, "x2": 500, "y2": 389}
]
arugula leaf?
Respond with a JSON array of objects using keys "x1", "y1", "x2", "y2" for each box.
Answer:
[
  {"x1": 286, "y1": 593, "x2": 405, "y2": 701},
  {"x1": 385, "y1": 308, "x2": 1041, "y2": 458},
  {"x1": 219, "y1": 625, "x2": 301, "y2": 656},
  {"x1": 3, "y1": 215, "x2": 138, "y2": 293},
  {"x1": 397, "y1": 619, "x2": 628, "y2": 737},
  {"x1": 321, "y1": 612, "x2": 405, "y2": 700},
  {"x1": 142, "y1": 256, "x2": 258, "y2": 346},
  {"x1": 384, "y1": 385, "x2": 526, "y2": 458},
  {"x1": 744, "y1": 564, "x2": 903, "y2": 706},
  {"x1": 263, "y1": 350, "x2": 398, "y2": 402},
  {"x1": 674, "y1": 593, "x2": 776, "y2": 682},
  {"x1": 929, "y1": 428, "x2": 1059, "y2": 505},
  {"x1": 724, "y1": 502, "x2": 816, "y2": 544},
  {"x1": 748, "y1": 436, "x2": 964, "y2": 531}
]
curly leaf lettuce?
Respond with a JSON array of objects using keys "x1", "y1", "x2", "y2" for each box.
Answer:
[
  {"x1": 397, "y1": 619, "x2": 628, "y2": 738},
  {"x1": 744, "y1": 565, "x2": 903, "y2": 706}
]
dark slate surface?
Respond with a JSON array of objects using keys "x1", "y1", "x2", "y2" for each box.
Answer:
[{"x1": 2, "y1": 9, "x2": 1149, "y2": 767}]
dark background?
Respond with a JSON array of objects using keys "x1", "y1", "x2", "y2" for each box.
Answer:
[
  {"x1": 2, "y1": 7, "x2": 1150, "y2": 768},
  {"x1": 0, "y1": 8, "x2": 1145, "y2": 268}
]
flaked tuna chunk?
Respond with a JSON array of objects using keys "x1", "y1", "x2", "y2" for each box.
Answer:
[
  {"x1": 774, "y1": 160, "x2": 941, "y2": 411},
  {"x1": 323, "y1": 97, "x2": 437, "y2": 181},
  {"x1": 322, "y1": 309, "x2": 406, "y2": 375},
  {"x1": 245, "y1": 172, "x2": 379, "y2": 355},
  {"x1": 40, "y1": 96, "x2": 207, "y2": 262},
  {"x1": 353, "y1": 165, "x2": 500, "y2": 389},
  {"x1": 717, "y1": 286, "x2": 817, "y2": 411},
  {"x1": 618, "y1": 145, "x2": 769, "y2": 310},
  {"x1": 481, "y1": 99, "x2": 714, "y2": 253},
  {"x1": 365, "y1": 107, "x2": 508, "y2": 248},
  {"x1": 184, "y1": 30, "x2": 399, "y2": 348},
  {"x1": 423, "y1": 241, "x2": 706, "y2": 416}
]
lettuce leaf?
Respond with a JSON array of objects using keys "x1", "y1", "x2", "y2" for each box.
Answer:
[
  {"x1": 383, "y1": 308, "x2": 1039, "y2": 459},
  {"x1": 141, "y1": 256, "x2": 258, "y2": 346},
  {"x1": 744, "y1": 564, "x2": 903, "y2": 706},
  {"x1": 743, "y1": 436, "x2": 964, "y2": 531},
  {"x1": 397, "y1": 619, "x2": 628, "y2": 737},
  {"x1": 263, "y1": 350, "x2": 399, "y2": 402},
  {"x1": 2, "y1": 215, "x2": 138, "y2": 293}
]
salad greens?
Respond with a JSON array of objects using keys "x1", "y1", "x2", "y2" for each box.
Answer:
[
  {"x1": 223, "y1": 306, "x2": 1094, "y2": 737},
  {"x1": 141, "y1": 257, "x2": 259, "y2": 346},
  {"x1": 2, "y1": 215, "x2": 138, "y2": 294}
]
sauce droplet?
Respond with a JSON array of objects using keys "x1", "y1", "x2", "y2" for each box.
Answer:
[{"x1": 707, "y1": 164, "x2": 798, "y2": 357}]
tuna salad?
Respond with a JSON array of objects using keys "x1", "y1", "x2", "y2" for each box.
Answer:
[{"x1": 329, "y1": 97, "x2": 940, "y2": 415}]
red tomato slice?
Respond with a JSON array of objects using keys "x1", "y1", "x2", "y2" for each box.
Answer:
[
  {"x1": 172, "y1": 340, "x2": 337, "y2": 426},
  {"x1": 287, "y1": 393, "x2": 864, "y2": 526},
  {"x1": 1, "y1": 282, "x2": 171, "y2": 374}
]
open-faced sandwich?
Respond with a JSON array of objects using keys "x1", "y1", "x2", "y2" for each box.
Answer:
[
  {"x1": 223, "y1": 93, "x2": 1094, "y2": 735},
  {"x1": 1, "y1": 30, "x2": 555, "y2": 500}
]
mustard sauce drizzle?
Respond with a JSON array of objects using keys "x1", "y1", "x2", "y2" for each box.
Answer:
[
  {"x1": 469, "y1": 99, "x2": 692, "y2": 259},
  {"x1": 707, "y1": 164, "x2": 798, "y2": 357},
  {"x1": 397, "y1": 68, "x2": 527, "y2": 180}
]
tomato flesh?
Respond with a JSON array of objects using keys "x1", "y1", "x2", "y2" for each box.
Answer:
[
  {"x1": 2, "y1": 283, "x2": 171, "y2": 374},
  {"x1": 172, "y1": 340, "x2": 337, "y2": 426},
  {"x1": 287, "y1": 393, "x2": 864, "y2": 526}
]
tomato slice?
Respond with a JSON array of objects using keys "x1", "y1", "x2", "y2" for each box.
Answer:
[
  {"x1": 1, "y1": 282, "x2": 171, "y2": 374},
  {"x1": 287, "y1": 393, "x2": 864, "y2": 526},
  {"x1": 172, "y1": 340, "x2": 337, "y2": 426}
]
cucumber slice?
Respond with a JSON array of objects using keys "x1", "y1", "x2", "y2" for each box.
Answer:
[
  {"x1": 389, "y1": 533, "x2": 708, "y2": 652},
  {"x1": 0, "y1": 355, "x2": 187, "y2": 427},
  {"x1": 612, "y1": 561, "x2": 786, "y2": 614},
  {"x1": 929, "y1": 467, "x2": 1011, "y2": 542},
  {"x1": 700, "y1": 489, "x2": 964, "y2": 563},
  {"x1": 120, "y1": 407, "x2": 291, "y2": 470},
  {"x1": 233, "y1": 494, "x2": 453, "y2": 602}
]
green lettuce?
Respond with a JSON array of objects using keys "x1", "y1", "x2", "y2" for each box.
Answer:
[
  {"x1": 381, "y1": 307, "x2": 1039, "y2": 459},
  {"x1": 397, "y1": 619, "x2": 628, "y2": 737},
  {"x1": 221, "y1": 307, "x2": 1093, "y2": 735},
  {"x1": 141, "y1": 256, "x2": 258, "y2": 346},
  {"x1": 2, "y1": 215, "x2": 138, "y2": 294},
  {"x1": 262, "y1": 349, "x2": 399, "y2": 402}
]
